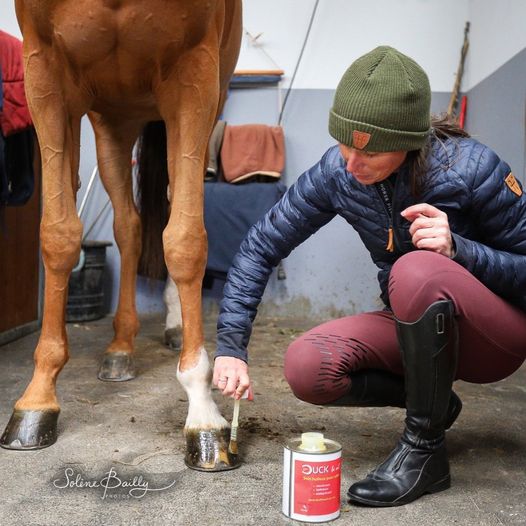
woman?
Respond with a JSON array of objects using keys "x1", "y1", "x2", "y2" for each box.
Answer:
[{"x1": 213, "y1": 46, "x2": 526, "y2": 506}]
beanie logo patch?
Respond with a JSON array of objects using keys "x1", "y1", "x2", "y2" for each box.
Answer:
[{"x1": 352, "y1": 130, "x2": 371, "y2": 150}]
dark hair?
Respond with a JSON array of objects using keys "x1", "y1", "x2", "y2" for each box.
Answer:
[
  {"x1": 406, "y1": 114, "x2": 470, "y2": 196},
  {"x1": 136, "y1": 121, "x2": 170, "y2": 280}
]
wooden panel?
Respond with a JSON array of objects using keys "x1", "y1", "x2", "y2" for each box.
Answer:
[{"x1": 0, "y1": 135, "x2": 41, "y2": 334}]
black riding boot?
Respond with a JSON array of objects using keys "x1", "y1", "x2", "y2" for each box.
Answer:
[
  {"x1": 347, "y1": 300, "x2": 458, "y2": 506},
  {"x1": 328, "y1": 369, "x2": 461, "y2": 430}
]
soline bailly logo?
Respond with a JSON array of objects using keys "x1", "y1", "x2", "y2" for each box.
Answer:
[{"x1": 53, "y1": 466, "x2": 177, "y2": 500}]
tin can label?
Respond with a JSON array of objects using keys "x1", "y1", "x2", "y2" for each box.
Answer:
[
  {"x1": 294, "y1": 457, "x2": 341, "y2": 516},
  {"x1": 283, "y1": 444, "x2": 342, "y2": 523}
]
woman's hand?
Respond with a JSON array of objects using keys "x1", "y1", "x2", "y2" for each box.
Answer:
[
  {"x1": 213, "y1": 356, "x2": 250, "y2": 400},
  {"x1": 401, "y1": 203, "x2": 454, "y2": 257}
]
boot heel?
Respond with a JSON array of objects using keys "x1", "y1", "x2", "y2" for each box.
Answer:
[{"x1": 426, "y1": 475, "x2": 451, "y2": 494}]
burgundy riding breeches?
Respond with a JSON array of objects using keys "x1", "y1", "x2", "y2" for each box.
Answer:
[{"x1": 284, "y1": 251, "x2": 526, "y2": 404}]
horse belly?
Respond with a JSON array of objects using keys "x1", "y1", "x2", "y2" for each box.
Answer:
[{"x1": 48, "y1": 0, "x2": 218, "y2": 68}]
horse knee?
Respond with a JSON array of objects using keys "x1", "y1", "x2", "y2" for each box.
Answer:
[
  {"x1": 40, "y1": 217, "x2": 83, "y2": 272},
  {"x1": 163, "y1": 225, "x2": 207, "y2": 284}
]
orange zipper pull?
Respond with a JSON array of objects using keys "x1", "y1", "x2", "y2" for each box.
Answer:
[{"x1": 386, "y1": 227, "x2": 394, "y2": 252}]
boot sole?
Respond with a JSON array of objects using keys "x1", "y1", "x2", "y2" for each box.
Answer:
[{"x1": 347, "y1": 475, "x2": 451, "y2": 507}]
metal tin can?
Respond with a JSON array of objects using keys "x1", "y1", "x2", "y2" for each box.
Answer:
[{"x1": 282, "y1": 432, "x2": 342, "y2": 522}]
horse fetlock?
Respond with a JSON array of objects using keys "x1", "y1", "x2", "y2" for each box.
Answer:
[
  {"x1": 164, "y1": 327, "x2": 182, "y2": 352},
  {"x1": 112, "y1": 314, "x2": 140, "y2": 340},
  {"x1": 106, "y1": 339, "x2": 134, "y2": 354},
  {"x1": 177, "y1": 347, "x2": 227, "y2": 429},
  {"x1": 34, "y1": 339, "x2": 69, "y2": 374},
  {"x1": 185, "y1": 398, "x2": 228, "y2": 429}
]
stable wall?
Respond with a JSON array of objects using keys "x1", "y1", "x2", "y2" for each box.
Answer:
[
  {"x1": 464, "y1": 0, "x2": 526, "y2": 184},
  {"x1": 1, "y1": 1, "x2": 525, "y2": 319}
]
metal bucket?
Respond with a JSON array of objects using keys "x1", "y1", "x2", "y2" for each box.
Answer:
[{"x1": 66, "y1": 241, "x2": 112, "y2": 322}]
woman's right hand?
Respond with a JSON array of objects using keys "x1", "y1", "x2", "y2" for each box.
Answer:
[{"x1": 213, "y1": 356, "x2": 250, "y2": 400}]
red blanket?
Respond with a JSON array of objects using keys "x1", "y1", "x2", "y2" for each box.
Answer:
[{"x1": 0, "y1": 30, "x2": 32, "y2": 136}]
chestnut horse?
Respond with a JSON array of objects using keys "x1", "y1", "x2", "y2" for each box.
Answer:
[{"x1": 1, "y1": 0, "x2": 242, "y2": 471}]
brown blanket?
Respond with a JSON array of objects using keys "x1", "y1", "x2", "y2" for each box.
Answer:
[{"x1": 221, "y1": 124, "x2": 285, "y2": 183}]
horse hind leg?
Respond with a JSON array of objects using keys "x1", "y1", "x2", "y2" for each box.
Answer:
[
  {"x1": 1, "y1": 50, "x2": 83, "y2": 449},
  {"x1": 163, "y1": 181, "x2": 182, "y2": 352},
  {"x1": 89, "y1": 113, "x2": 143, "y2": 381},
  {"x1": 164, "y1": 276, "x2": 183, "y2": 351}
]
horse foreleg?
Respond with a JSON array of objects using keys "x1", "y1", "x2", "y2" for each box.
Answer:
[
  {"x1": 89, "y1": 113, "x2": 143, "y2": 381},
  {"x1": 159, "y1": 51, "x2": 237, "y2": 472},
  {"x1": 1, "y1": 47, "x2": 83, "y2": 449},
  {"x1": 164, "y1": 152, "x2": 235, "y2": 470},
  {"x1": 164, "y1": 276, "x2": 183, "y2": 351}
]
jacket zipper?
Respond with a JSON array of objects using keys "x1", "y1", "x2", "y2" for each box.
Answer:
[{"x1": 375, "y1": 180, "x2": 395, "y2": 252}]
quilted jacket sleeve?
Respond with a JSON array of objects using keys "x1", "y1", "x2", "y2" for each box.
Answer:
[
  {"x1": 216, "y1": 151, "x2": 337, "y2": 362},
  {"x1": 451, "y1": 144, "x2": 526, "y2": 303}
]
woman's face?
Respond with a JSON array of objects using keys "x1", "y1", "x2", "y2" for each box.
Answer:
[{"x1": 339, "y1": 143, "x2": 407, "y2": 185}]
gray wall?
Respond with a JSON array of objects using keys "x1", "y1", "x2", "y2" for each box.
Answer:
[{"x1": 465, "y1": 48, "x2": 526, "y2": 184}]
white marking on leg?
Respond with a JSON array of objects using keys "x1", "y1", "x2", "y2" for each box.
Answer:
[
  {"x1": 164, "y1": 276, "x2": 182, "y2": 331},
  {"x1": 176, "y1": 347, "x2": 228, "y2": 430}
]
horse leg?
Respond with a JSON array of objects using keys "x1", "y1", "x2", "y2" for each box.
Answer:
[
  {"x1": 164, "y1": 276, "x2": 183, "y2": 352},
  {"x1": 1, "y1": 47, "x2": 83, "y2": 449},
  {"x1": 89, "y1": 113, "x2": 143, "y2": 381},
  {"x1": 158, "y1": 49, "x2": 237, "y2": 471},
  {"x1": 163, "y1": 178, "x2": 183, "y2": 352}
]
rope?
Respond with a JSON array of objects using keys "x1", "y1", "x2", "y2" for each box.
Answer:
[{"x1": 278, "y1": 0, "x2": 320, "y2": 125}]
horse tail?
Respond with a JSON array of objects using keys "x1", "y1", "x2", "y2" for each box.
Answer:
[{"x1": 136, "y1": 120, "x2": 169, "y2": 280}]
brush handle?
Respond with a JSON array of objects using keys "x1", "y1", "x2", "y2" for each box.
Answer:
[
  {"x1": 230, "y1": 399, "x2": 241, "y2": 442},
  {"x1": 232, "y1": 399, "x2": 240, "y2": 427}
]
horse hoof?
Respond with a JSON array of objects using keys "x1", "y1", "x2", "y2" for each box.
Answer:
[
  {"x1": 164, "y1": 327, "x2": 182, "y2": 352},
  {"x1": 185, "y1": 427, "x2": 241, "y2": 471},
  {"x1": 0, "y1": 409, "x2": 59, "y2": 450},
  {"x1": 98, "y1": 352, "x2": 136, "y2": 382}
]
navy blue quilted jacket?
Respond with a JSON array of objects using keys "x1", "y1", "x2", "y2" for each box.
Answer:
[{"x1": 216, "y1": 135, "x2": 526, "y2": 362}]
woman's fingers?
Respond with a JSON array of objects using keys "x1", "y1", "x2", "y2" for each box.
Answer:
[
  {"x1": 213, "y1": 356, "x2": 250, "y2": 398},
  {"x1": 401, "y1": 202, "x2": 445, "y2": 221},
  {"x1": 401, "y1": 203, "x2": 453, "y2": 257},
  {"x1": 234, "y1": 371, "x2": 251, "y2": 400}
]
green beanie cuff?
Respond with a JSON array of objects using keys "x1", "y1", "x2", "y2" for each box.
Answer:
[{"x1": 329, "y1": 110, "x2": 430, "y2": 152}]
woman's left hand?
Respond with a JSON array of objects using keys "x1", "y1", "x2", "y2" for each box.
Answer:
[{"x1": 401, "y1": 203, "x2": 454, "y2": 257}]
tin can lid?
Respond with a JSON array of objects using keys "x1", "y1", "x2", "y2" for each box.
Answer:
[
  {"x1": 285, "y1": 435, "x2": 342, "y2": 454},
  {"x1": 299, "y1": 432, "x2": 327, "y2": 452}
]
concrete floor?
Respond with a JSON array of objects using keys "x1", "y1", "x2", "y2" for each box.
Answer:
[{"x1": 0, "y1": 312, "x2": 525, "y2": 526}]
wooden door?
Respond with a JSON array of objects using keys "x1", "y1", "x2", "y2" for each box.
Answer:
[{"x1": 0, "y1": 135, "x2": 41, "y2": 343}]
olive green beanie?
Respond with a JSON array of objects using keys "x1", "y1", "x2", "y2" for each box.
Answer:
[{"x1": 328, "y1": 46, "x2": 431, "y2": 152}]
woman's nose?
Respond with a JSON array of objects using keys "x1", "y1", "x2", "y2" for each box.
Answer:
[{"x1": 346, "y1": 151, "x2": 362, "y2": 172}]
